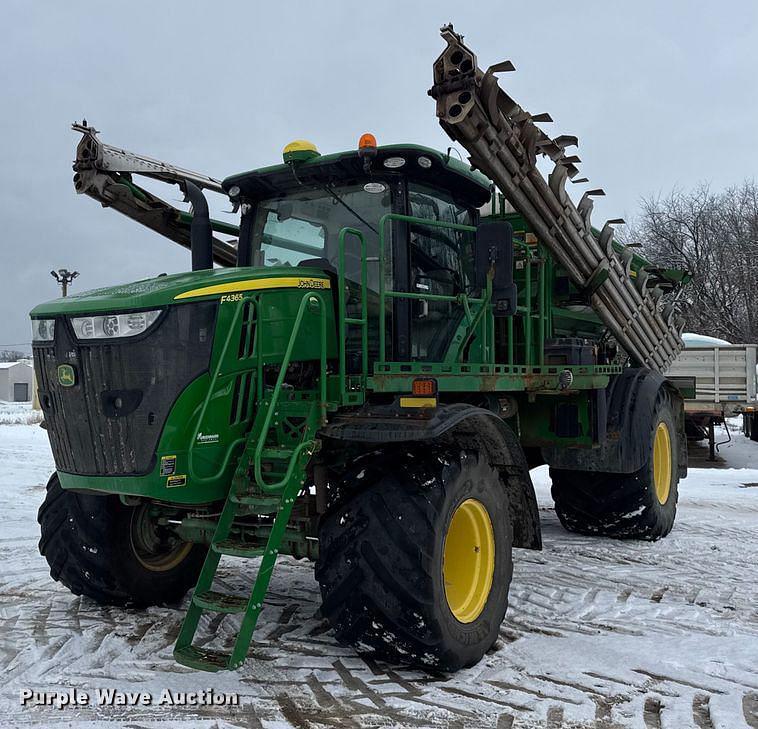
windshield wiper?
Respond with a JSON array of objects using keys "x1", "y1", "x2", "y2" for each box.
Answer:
[{"x1": 320, "y1": 183, "x2": 378, "y2": 234}]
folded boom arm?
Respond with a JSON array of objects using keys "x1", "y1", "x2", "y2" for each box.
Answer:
[
  {"x1": 71, "y1": 122, "x2": 238, "y2": 267},
  {"x1": 429, "y1": 26, "x2": 685, "y2": 371}
]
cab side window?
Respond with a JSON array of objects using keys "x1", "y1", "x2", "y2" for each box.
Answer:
[{"x1": 407, "y1": 184, "x2": 475, "y2": 360}]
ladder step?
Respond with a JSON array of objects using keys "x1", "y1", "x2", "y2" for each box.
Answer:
[
  {"x1": 273, "y1": 401, "x2": 317, "y2": 414},
  {"x1": 193, "y1": 589, "x2": 248, "y2": 614},
  {"x1": 260, "y1": 447, "x2": 295, "y2": 460},
  {"x1": 212, "y1": 540, "x2": 265, "y2": 558},
  {"x1": 174, "y1": 645, "x2": 231, "y2": 672},
  {"x1": 229, "y1": 493, "x2": 281, "y2": 512},
  {"x1": 172, "y1": 384, "x2": 321, "y2": 672}
]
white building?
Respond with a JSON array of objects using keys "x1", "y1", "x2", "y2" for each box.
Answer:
[{"x1": 0, "y1": 362, "x2": 34, "y2": 402}]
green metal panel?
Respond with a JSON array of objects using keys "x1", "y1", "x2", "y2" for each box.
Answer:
[
  {"x1": 224, "y1": 144, "x2": 491, "y2": 202},
  {"x1": 369, "y1": 362, "x2": 618, "y2": 393},
  {"x1": 173, "y1": 289, "x2": 329, "y2": 671},
  {"x1": 29, "y1": 266, "x2": 332, "y2": 317},
  {"x1": 517, "y1": 393, "x2": 595, "y2": 448},
  {"x1": 55, "y1": 282, "x2": 338, "y2": 504}
]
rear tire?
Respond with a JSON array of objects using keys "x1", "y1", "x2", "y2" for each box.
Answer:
[
  {"x1": 551, "y1": 389, "x2": 679, "y2": 541},
  {"x1": 316, "y1": 447, "x2": 513, "y2": 672},
  {"x1": 38, "y1": 473, "x2": 206, "y2": 607}
]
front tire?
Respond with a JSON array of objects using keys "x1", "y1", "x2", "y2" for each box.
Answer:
[
  {"x1": 316, "y1": 448, "x2": 513, "y2": 671},
  {"x1": 551, "y1": 389, "x2": 680, "y2": 541},
  {"x1": 38, "y1": 473, "x2": 206, "y2": 607}
]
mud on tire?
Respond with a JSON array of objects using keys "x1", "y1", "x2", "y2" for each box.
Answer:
[
  {"x1": 316, "y1": 448, "x2": 513, "y2": 672},
  {"x1": 551, "y1": 388, "x2": 679, "y2": 541},
  {"x1": 38, "y1": 472, "x2": 206, "y2": 607}
]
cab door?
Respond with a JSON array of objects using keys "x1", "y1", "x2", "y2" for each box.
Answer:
[{"x1": 405, "y1": 183, "x2": 475, "y2": 361}]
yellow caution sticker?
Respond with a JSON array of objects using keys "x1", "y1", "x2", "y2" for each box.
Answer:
[{"x1": 160, "y1": 455, "x2": 177, "y2": 477}]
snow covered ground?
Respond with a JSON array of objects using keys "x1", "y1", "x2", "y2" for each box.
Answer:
[
  {"x1": 0, "y1": 410, "x2": 756, "y2": 728},
  {"x1": 0, "y1": 402, "x2": 43, "y2": 426}
]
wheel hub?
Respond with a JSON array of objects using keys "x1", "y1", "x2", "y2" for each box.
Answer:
[
  {"x1": 443, "y1": 498, "x2": 495, "y2": 623},
  {"x1": 130, "y1": 505, "x2": 193, "y2": 572},
  {"x1": 653, "y1": 422, "x2": 672, "y2": 505}
]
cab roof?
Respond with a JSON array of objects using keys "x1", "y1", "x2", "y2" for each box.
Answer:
[{"x1": 223, "y1": 144, "x2": 492, "y2": 207}]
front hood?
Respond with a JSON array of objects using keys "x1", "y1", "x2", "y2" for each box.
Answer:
[{"x1": 30, "y1": 266, "x2": 331, "y2": 317}]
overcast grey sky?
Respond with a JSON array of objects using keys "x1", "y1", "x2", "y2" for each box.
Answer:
[{"x1": 2, "y1": 1, "x2": 757, "y2": 351}]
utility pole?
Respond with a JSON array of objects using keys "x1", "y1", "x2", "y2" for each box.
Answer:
[{"x1": 50, "y1": 269, "x2": 79, "y2": 297}]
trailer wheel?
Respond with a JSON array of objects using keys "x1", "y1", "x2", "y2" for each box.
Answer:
[
  {"x1": 551, "y1": 389, "x2": 679, "y2": 540},
  {"x1": 316, "y1": 448, "x2": 513, "y2": 671},
  {"x1": 38, "y1": 472, "x2": 206, "y2": 607}
]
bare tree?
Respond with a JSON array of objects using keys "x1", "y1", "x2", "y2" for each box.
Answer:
[
  {"x1": 631, "y1": 180, "x2": 758, "y2": 343},
  {"x1": 0, "y1": 350, "x2": 26, "y2": 362}
]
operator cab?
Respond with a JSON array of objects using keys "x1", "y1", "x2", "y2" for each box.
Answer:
[{"x1": 223, "y1": 140, "x2": 492, "y2": 362}]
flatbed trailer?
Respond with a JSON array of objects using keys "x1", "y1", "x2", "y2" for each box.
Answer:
[{"x1": 666, "y1": 343, "x2": 758, "y2": 457}]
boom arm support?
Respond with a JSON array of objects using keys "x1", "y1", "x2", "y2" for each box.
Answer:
[
  {"x1": 429, "y1": 26, "x2": 684, "y2": 371},
  {"x1": 71, "y1": 122, "x2": 238, "y2": 267}
]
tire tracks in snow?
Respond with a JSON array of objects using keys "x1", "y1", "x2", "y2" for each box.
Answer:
[{"x1": 3, "y1": 447, "x2": 758, "y2": 727}]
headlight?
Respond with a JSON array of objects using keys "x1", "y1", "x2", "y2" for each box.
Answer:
[
  {"x1": 31, "y1": 318, "x2": 56, "y2": 342},
  {"x1": 71, "y1": 310, "x2": 162, "y2": 340}
]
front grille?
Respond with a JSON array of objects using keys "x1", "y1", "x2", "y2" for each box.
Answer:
[{"x1": 34, "y1": 302, "x2": 217, "y2": 476}]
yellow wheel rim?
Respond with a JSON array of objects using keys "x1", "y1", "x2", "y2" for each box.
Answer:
[
  {"x1": 130, "y1": 506, "x2": 194, "y2": 573},
  {"x1": 442, "y1": 498, "x2": 495, "y2": 623},
  {"x1": 653, "y1": 421, "x2": 672, "y2": 505}
]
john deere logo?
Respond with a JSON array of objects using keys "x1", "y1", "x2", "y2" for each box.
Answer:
[{"x1": 57, "y1": 364, "x2": 76, "y2": 387}]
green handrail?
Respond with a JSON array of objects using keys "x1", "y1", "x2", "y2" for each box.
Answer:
[
  {"x1": 512, "y1": 239, "x2": 550, "y2": 367},
  {"x1": 513, "y1": 239, "x2": 549, "y2": 367},
  {"x1": 383, "y1": 290, "x2": 484, "y2": 304},
  {"x1": 377, "y1": 213, "x2": 479, "y2": 363},
  {"x1": 538, "y1": 244, "x2": 546, "y2": 366},
  {"x1": 187, "y1": 299, "x2": 249, "y2": 483},
  {"x1": 444, "y1": 274, "x2": 493, "y2": 364},
  {"x1": 379, "y1": 213, "x2": 504, "y2": 362},
  {"x1": 525, "y1": 246, "x2": 532, "y2": 366},
  {"x1": 253, "y1": 291, "x2": 327, "y2": 493},
  {"x1": 337, "y1": 227, "x2": 368, "y2": 400},
  {"x1": 331, "y1": 212, "x2": 532, "y2": 373}
]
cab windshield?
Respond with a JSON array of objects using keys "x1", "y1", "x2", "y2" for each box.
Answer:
[{"x1": 250, "y1": 181, "x2": 391, "y2": 291}]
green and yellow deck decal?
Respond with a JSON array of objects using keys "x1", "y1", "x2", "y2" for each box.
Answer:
[{"x1": 174, "y1": 276, "x2": 331, "y2": 301}]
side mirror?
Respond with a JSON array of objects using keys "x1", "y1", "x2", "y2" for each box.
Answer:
[{"x1": 474, "y1": 220, "x2": 517, "y2": 317}]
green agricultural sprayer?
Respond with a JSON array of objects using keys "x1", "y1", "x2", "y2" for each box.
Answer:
[{"x1": 31, "y1": 26, "x2": 689, "y2": 672}]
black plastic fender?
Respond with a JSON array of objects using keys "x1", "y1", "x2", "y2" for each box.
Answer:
[
  {"x1": 321, "y1": 402, "x2": 541, "y2": 550},
  {"x1": 541, "y1": 368, "x2": 687, "y2": 477}
]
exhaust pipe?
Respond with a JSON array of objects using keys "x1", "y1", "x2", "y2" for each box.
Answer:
[
  {"x1": 183, "y1": 181, "x2": 213, "y2": 271},
  {"x1": 236, "y1": 204, "x2": 254, "y2": 267}
]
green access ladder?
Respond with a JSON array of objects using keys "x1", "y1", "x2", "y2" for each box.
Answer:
[{"x1": 174, "y1": 293, "x2": 328, "y2": 671}]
